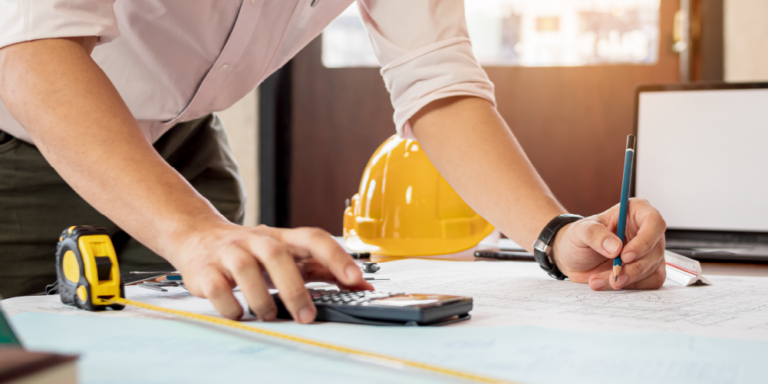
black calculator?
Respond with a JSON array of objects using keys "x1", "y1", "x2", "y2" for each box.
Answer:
[{"x1": 267, "y1": 289, "x2": 472, "y2": 326}]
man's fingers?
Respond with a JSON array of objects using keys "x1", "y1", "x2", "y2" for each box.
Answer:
[
  {"x1": 299, "y1": 261, "x2": 375, "y2": 291},
  {"x1": 266, "y1": 227, "x2": 364, "y2": 287},
  {"x1": 222, "y1": 246, "x2": 276, "y2": 321},
  {"x1": 622, "y1": 199, "x2": 666, "y2": 263},
  {"x1": 589, "y1": 241, "x2": 666, "y2": 291},
  {"x1": 612, "y1": 240, "x2": 665, "y2": 289},
  {"x1": 588, "y1": 270, "x2": 612, "y2": 291},
  {"x1": 571, "y1": 219, "x2": 623, "y2": 259},
  {"x1": 588, "y1": 258, "x2": 661, "y2": 291},
  {"x1": 623, "y1": 261, "x2": 666, "y2": 290},
  {"x1": 246, "y1": 236, "x2": 316, "y2": 324},
  {"x1": 610, "y1": 254, "x2": 662, "y2": 290},
  {"x1": 616, "y1": 240, "x2": 666, "y2": 289},
  {"x1": 198, "y1": 269, "x2": 243, "y2": 320}
]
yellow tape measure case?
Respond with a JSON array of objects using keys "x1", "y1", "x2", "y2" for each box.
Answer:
[{"x1": 55, "y1": 226, "x2": 125, "y2": 311}]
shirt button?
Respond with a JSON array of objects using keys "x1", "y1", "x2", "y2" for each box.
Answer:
[
  {"x1": 250, "y1": 0, "x2": 257, "y2": 3},
  {"x1": 219, "y1": 63, "x2": 229, "y2": 72}
]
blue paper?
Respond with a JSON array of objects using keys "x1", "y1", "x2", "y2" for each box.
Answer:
[{"x1": 12, "y1": 312, "x2": 767, "y2": 384}]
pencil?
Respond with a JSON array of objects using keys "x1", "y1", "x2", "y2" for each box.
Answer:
[{"x1": 613, "y1": 134, "x2": 636, "y2": 282}]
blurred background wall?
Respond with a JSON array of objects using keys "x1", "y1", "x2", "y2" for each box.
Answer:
[
  {"x1": 218, "y1": 0, "x2": 768, "y2": 235},
  {"x1": 725, "y1": 0, "x2": 768, "y2": 81},
  {"x1": 218, "y1": 90, "x2": 259, "y2": 226}
]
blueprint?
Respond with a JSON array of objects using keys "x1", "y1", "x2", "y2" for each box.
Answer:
[
  {"x1": 6, "y1": 259, "x2": 768, "y2": 383},
  {"x1": 5, "y1": 259, "x2": 768, "y2": 342},
  {"x1": 370, "y1": 259, "x2": 768, "y2": 340},
  {"x1": 10, "y1": 312, "x2": 438, "y2": 384},
  {"x1": 10, "y1": 312, "x2": 768, "y2": 384}
]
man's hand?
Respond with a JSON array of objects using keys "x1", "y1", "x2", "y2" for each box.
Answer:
[
  {"x1": 170, "y1": 225, "x2": 373, "y2": 323},
  {"x1": 551, "y1": 198, "x2": 667, "y2": 290}
]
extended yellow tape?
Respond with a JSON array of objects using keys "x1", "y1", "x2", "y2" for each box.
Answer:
[{"x1": 108, "y1": 297, "x2": 513, "y2": 384}]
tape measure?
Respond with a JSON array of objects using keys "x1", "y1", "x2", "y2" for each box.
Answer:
[
  {"x1": 55, "y1": 226, "x2": 513, "y2": 384},
  {"x1": 55, "y1": 226, "x2": 124, "y2": 311}
]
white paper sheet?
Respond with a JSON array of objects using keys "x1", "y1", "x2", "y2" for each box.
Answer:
[
  {"x1": 1, "y1": 286, "x2": 231, "y2": 320},
  {"x1": 369, "y1": 259, "x2": 768, "y2": 341}
]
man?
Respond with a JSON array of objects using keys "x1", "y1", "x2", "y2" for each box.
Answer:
[{"x1": 0, "y1": 0, "x2": 666, "y2": 323}]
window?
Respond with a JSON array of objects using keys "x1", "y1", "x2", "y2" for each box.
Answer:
[{"x1": 322, "y1": 0, "x2": 660, "y2": 68}]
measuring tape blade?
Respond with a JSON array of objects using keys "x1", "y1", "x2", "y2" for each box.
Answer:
[{"x1": 107, "y1": 297, "x2": 512, "y2": 384}]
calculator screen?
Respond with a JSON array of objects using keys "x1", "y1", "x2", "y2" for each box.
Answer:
[{"x1": 369, "y1": 294, "x2": 465, "y2": 308}]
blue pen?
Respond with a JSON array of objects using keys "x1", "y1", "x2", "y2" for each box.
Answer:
[{"x1": 613, "y1": 134, "x2": 636, "y2": 283}]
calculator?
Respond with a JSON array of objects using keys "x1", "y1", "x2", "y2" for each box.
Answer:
[{"x1": 266, "y1": 289, "x2": 473, "y2": 326}]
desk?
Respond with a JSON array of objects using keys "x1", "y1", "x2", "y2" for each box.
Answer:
[{"x1": 6, "y1": 255, "x2": 768, "y2": 384}]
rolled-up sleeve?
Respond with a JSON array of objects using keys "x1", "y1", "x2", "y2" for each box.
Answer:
[
  {"x1": 358, "y1": 0, "x2": 495, "y2": 137},
  {"x1": 0, "y1": 0, "x2": 119, "y2": 50}
]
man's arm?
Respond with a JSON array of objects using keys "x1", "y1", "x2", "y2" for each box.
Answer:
[
  {"x1": 0, "y1": 38, "x2": 220, "y2": 258},
  {"x1": 0, "y1": 38, "x2": 370, "y2": 320},
  {"x1": 358, "y1": 0, "x2": 665, "y2": 290},
  {"x1": 411, "y1": 96, "x2": 666, "y2": 290}
]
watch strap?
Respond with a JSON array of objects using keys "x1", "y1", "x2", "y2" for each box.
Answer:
[{"x1": 532, "y1": 214, "x2": 584, "y2": 280}]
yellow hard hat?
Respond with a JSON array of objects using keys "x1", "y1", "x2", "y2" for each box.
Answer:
[{"x1": 343, "y1": 135, "x2": 494, "y2": 256}]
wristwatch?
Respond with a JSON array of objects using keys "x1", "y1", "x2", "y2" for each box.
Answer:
[{"x1": 532, "y1": 214, "x2": 584, "y2": 280}]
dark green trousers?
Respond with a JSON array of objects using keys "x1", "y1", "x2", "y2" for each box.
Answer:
[{"x1": 0, "y1": 114, "x2": 245, "y2": 298}]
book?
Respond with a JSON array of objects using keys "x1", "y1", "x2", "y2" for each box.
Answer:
[{"x1": 0, "y1": 348, "x2": 77, "y2": 384}]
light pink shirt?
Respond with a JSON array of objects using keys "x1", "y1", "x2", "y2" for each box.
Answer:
[{"x1": 0, "y1": 0, "x2": 495, "y2": 144}]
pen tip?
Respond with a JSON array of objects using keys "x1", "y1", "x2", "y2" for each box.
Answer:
[{"x1": 614, "y1": 275, "x2": 618, "y2": 282}]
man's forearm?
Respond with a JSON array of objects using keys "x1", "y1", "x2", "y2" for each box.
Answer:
[
  {"x1": 0, "y1": 38, "x2": 227, "y2": 262},
  {"x1": 410, "y1": 96, "x2": 566, "y2": 252}
]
